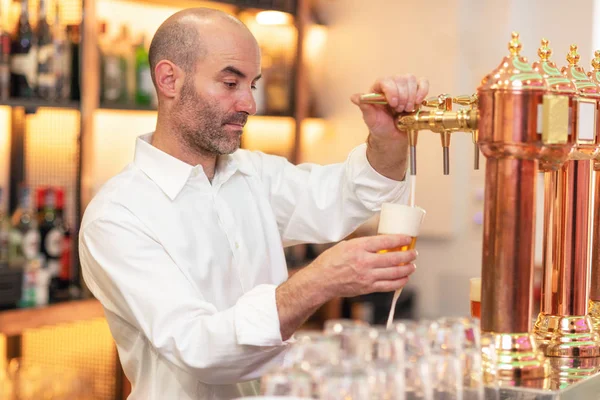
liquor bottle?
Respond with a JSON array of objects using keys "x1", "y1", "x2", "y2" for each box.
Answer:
[
  {"x1": 36, "y1": 0, "x2": 55, "y2": 99},
  {"x1": 119, "y1": 25, "x2": 134, "y2": 103},
  {"x1": 9, "y1": 185, "x2": 40, "y2": 267},
  {"x1": 54, "y1": 188, "x2": 72, "y2": 300},
  {"x1": 0, "y1": 188, "x2": 9, "y2": 267},
  {"x1": 0, "y1": 0, "x2": 11, "y2": 100},
  {"x1": 54, "y1": 3, "x2": 70, "y2": 101},
  {"x1": 135, "y1": 35, "x2": 152, "y2": 106},
  {"x1": 11, "y1": 0, "x2": 37, "y2": 98},
  {"x1": 102, "y1": 26, "x2": 128, "y2": 104},
  {"x1": 67, "y1": 24, "x2": 80, "y2": 101},
  {"x1": 264, "y1": 51, "x2": 290, "y2": 115},
  {"x1": 38, "y1": 187, "x2": 64, "y2": 302},
  {"x1": 38, "y1": 187, "x2": 62, "y2": 272}
]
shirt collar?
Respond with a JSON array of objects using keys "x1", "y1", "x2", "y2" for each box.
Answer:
[{"x1": 133, "y1": 133, "x2": 255, "y2": 200}]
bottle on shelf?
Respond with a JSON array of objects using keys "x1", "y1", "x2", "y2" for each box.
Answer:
[
  {"x1": 53, "y1": 1, "x2": 69, "y2": 101},
  {"x1": 10, "y1": 184, "x2": 43, "y2": 307},
  {"x1": 9, "y1": 185, "x2": 40, "y2": 267},
  {"x1": 0, "y1": 0, "x2": 11, "y2": 100},
  {"x1": 119, "y1": 25, "x2": 135, "y2": 103},
  {"x1": 135, "y1": 34, "x2": 152, "y2": 106},
  {"x1": 36, "y1": 0, "x2": 55, "y2": 99},
  {"x1": 101, "y1": 24, "x2": 128, "y2": 104},
  {"x1": 67, "y1": 24, "x2": 80, "y2": 101},
  {"x1": 11, "y1": 0, "x2": 37, "y2": 99},
  {"x1": 37, "y1": 187, "x2": 64, "y2": 303},
  {"x1": 0, "y1": 188, "x2": 9, "y2": 267},
  {"x1": 56, "y1": 187, "x2": 74, "y2": 299},
  {"x1": 264, "y1": 50, "x2": 291, "y2": 115}
]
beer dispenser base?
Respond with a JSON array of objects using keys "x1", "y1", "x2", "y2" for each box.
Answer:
[
  {"x1": 534, "y1": 314, "x2": 600, "y2": 357},
  {"x1": 546, "y1": 316, "x2": 600, "y2": 358},
  {"x1": 589, "y1": 299, "x2": 600, "y2": 332},
  {"x1": 483, "y1": 332, "x2": 549, "y2": 382}
]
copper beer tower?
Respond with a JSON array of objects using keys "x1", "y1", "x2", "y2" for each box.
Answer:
[{"x1": 361, "y1": 32, "x2": 600, "y2": 384}]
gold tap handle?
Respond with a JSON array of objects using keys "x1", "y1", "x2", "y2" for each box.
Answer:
[
  {"x1": 453, "y1": 94, "x2": 478, "y2": 106},
  {"x1": 423, "y1": 94, "x2": 453, "y2": 111},
  {"x1": 422, "y1": 96, "x2": 443, "y2": 108},
  {"x1": 358, "y1": 93, "x2": 389, "y2": 105}
]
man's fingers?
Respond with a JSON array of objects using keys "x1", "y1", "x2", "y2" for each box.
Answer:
[
  {"x1": 372, "y1": 277, "x2": 410, "y2": 293},
  {"x1": 372, "y1": 263, "x2": 416, "y2": 281},
  {"x1": 416, "y1": 77, "x2": 430, "y2": 105},
  {"x1": 394, "y1": 77, "x2": 409, "y2": 113},
  {"x1": 404, "y1": 75, "x2": 417, "y2": 112},
  {"x1": 371, "y1": 77, "x2": 399, "y2": 108},
  {"x1": 367, "y1": 250, "x2": 417, "y2": 269}
]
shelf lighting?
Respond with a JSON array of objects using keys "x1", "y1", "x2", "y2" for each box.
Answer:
[{"x1": 255, "y1": 10, "x2": 293, "y2": 26}]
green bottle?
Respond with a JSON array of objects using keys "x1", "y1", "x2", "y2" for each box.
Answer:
[{"x1": 135, "y1": 35, "x2": 152, "y2": 106}]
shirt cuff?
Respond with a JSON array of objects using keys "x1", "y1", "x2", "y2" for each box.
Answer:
[
  {"x1": 234, "y1": 284, "x2": 284, "y2": 346},
  {"x1": 345, "y1": 143, "x2": 409, "y2": 210}
]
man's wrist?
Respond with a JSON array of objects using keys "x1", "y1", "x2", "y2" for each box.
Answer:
[
  {"x1": 293, "y1": 262, "x2": 334, "y2": 307},
  {"x1": 366, "y1": 134, "x2": 408, "y2": 180}
]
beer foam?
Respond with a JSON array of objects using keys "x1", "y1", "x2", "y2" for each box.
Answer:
[
  {"x1": 470, "y1": 277, "x2": 481, "y2": 302},
  {"x1": 377, "y1": 203, "x2": 426, "y2": 237}
]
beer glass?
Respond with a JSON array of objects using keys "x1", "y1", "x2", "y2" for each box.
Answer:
[
  {"x1": 470, "y1": 278, "x2": 481, "y2": 319},
  {"x1": 377, "y1": 203, "x2": 426, "y2": 327},
  {"x1": 377, "y1": 203, "x2": 426, "y2": 253},
  {"x1": 260, "y1": 366, "x2": 314, "y2": 397},
  {"x1": 323, "y1": 319, "x2": 374, "y2": 363}
]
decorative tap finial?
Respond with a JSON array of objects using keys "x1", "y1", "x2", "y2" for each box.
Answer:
[
  {"x1": 567, "y1": 44, "x2": 580, "y2": 66},
  {"x1": 592, "y1": 50, "x2": 600, "y2": 72},
  {"x1": 538, "y1": 39, "x2": 552, "y2": 61},
  {"x1": 509, "y1": 32, "x2": 522, "y2": 56}
]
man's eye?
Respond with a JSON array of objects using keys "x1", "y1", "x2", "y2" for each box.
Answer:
[
  {"x1": 224, "y1": 82, "x2": 237, "y2": 88},
  {"x1": 251, "y1": 85, "x2": 257, "y2": 90}
]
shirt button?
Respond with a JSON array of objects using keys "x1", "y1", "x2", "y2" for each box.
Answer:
[{"x1": 235, "y1": 242, "x2": 240, "y2": 249}]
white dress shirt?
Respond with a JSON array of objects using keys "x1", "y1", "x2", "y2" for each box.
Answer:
[{"x1": 79, "y1": 132, "x2": 408, "y2": 399}]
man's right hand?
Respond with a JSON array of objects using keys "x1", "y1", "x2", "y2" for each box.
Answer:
[
  {"x1": 306, "y1": 234, "x2": 417, "y2": 298},
  {"x1": 275, "y1": 234, "x2": 417, "y2": 340}
]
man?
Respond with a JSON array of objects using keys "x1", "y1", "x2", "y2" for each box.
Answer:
[{"x1": 79, "y1": 7, "x2": 429, "y2": 400}]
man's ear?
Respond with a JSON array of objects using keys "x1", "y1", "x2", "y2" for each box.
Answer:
[{"x1": 155, "y1": 60, "x2": 181, "y2": 99}]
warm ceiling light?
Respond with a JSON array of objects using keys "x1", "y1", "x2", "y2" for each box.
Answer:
[{"x1": 255, "y1": 10, "x2": 293, "y2": 25}]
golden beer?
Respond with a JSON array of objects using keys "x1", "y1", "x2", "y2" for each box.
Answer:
[
  {"x1": 470, "y1": 277, "x2": 481, "y2": 319},
  {"x1": 378, "y1": 237, "x2": 418, "y2": 265}
]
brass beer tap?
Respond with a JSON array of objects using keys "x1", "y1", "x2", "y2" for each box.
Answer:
[
  {"x1": 452, "y1": 94, "x2": 480, "y2": 169},
  {"x1": 358, "y1": 92, "x2": 479, "y2": 175}
]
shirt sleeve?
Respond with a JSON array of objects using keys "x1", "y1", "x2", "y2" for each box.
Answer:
[
  {"x1": 79, "y1": 205, "x2": 290, "y2": 385},
  {"x1": 255, "y1": 143, "x2": 409, "y2": 246}
]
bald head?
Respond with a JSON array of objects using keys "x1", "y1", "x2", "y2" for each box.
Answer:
[{"x1": 148, "y1": 8, "x2": 250, "y2": 87}]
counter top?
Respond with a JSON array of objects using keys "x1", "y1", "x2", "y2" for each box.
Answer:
[{"x1": 0, "y1": 298, "x2": 105, "y2": 336}]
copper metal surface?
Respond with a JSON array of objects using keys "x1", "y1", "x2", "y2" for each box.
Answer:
[
  {"x1": 556, "y1": 160, "x2": 594, "y2": 316},
  {"x1": 592, "y1": 171, "x2": 600, "y2": 302},
  {"x1": 480, "y1": 157, "x2": 537, "y2": 333}
]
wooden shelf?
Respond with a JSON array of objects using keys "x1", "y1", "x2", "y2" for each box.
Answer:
[
  {"x1": 99, "y1": 103, "x2": 157, "y2": 112},
  {"x1": 0, "y1": 99, "x2": 81, "y2": 111},
  {"x1": 0, "y1": 299, "x2": 105, "y2": 337},
  {"x1": 119, "y1": 0, "x2": 297, "y2": 14}
]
